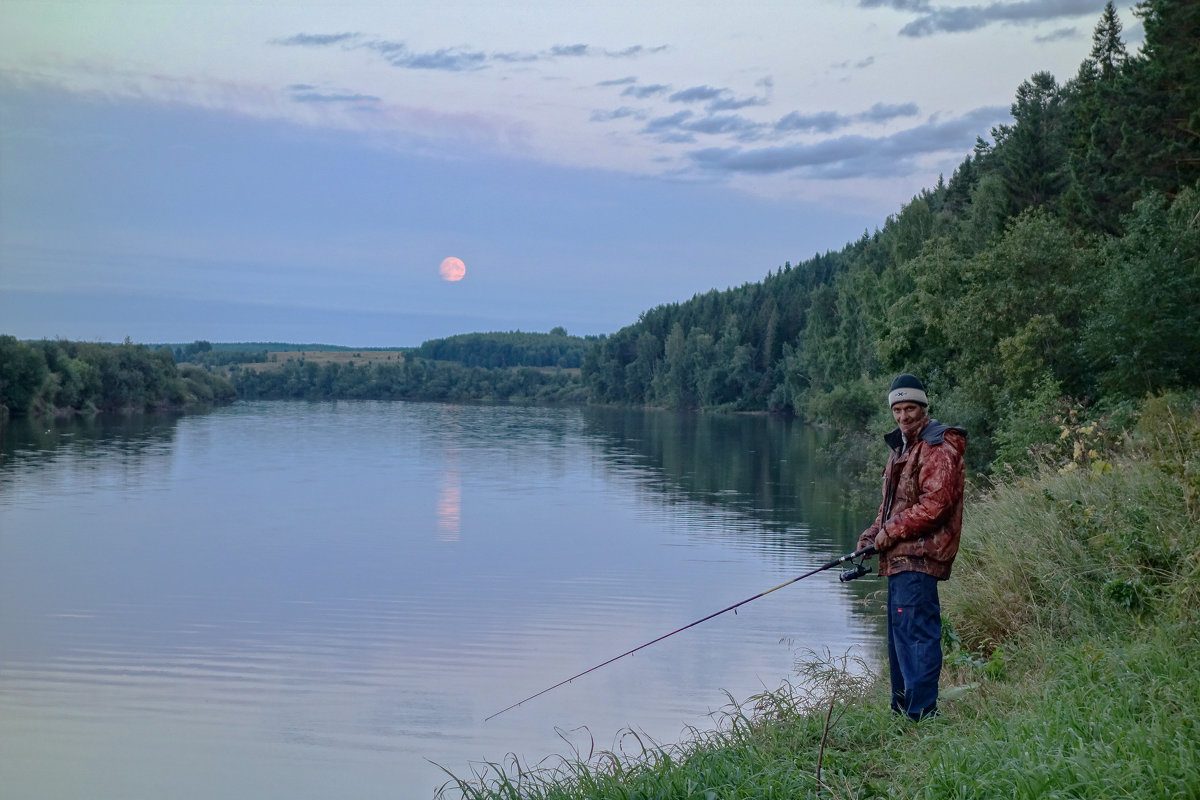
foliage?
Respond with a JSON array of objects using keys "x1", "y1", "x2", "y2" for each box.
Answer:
[
  {"x1": 1133, "y1": 391, "x2": 1200, "y2": 522},
  {"x1": 0, "y1": 334, "x2": 50, "y2": 417},
  {"x1": 231, "y1": 357, "x2": 586, "y2": 405},
  {"x1": 416, "y1": 329, "x2": 594, "y2": 369},
  {"x1": 1083, "y1": 187, "x2": 1200, "y2": 396},
  {"x1": 0, "y1": 337, "x2": 235, "y2": 419},
  {"x1": 945, "y1": 394, "x2": 1199, "y2": 651}
]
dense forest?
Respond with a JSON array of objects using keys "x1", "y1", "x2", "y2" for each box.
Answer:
[
  {"x1": 415, "y1": 327, "x2": 593, "y2": 368},
  {"x1": 3, "y1": 2, "x2": 1196, "y2": 473},
  {"x1": 231, "y1": 358, "x2": 585, "y2": 404},
  {"x1": 581, "y1": 0, "x2": 1200, "y2": 469},
  {"x1": 0, "y1": 336, "x2": 236, "y2": 416}
]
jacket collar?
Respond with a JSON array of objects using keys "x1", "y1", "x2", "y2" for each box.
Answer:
[{"x1": 884, "y1": 418, "x2": 960, "y2": 452}]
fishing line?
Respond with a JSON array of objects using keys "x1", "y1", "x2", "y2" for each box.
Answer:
[{"x1": 484, "y1": 544, "x2": 875, "y2": 722}]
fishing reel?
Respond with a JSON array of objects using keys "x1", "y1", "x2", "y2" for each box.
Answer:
[{"x1": 839, "y1": 561, "x2": 872, "y2": 583}]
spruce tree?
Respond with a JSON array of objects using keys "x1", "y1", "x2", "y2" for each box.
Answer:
[{"x1": 1120, "y1": 0, "x2": 1200, "y2": 197}]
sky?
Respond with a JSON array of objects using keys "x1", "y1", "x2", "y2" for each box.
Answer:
[{"x1": 0, "y1": 0, "x2": 1137, "y2": 347}]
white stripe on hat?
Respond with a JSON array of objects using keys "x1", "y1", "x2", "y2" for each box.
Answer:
[{"x1": 889, "y1": 387, "x2": 928, "y2": 406}]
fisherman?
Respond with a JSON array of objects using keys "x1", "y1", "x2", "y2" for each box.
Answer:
[{"x1": 858, "y1": 374, "x2": 966, "y2": 722}]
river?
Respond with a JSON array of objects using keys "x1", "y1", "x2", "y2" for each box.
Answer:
[{"x1": 0, "y1": 401, "x2": 884, "y2": 799}]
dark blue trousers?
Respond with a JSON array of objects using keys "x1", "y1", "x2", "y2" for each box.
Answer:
[{"x1": 887, "y1": 571, "x2": 942, "y2": 721}]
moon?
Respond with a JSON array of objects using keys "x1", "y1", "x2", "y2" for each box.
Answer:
[{"x1": 439, "y1": 257, "x2": 466, "y2": 282}]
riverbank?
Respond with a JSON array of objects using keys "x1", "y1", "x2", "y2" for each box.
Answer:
[{"x1": 442, "y1": 392, "x2": 1200, "y2": 799}]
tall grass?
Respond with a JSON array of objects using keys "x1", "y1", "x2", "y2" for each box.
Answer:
[{"x1": 440, "y1": 393, "x2": 1200, "y2": 800}]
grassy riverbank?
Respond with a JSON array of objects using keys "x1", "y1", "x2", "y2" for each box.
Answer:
[{"x1": 442, "y1": 393, "x2": 1200, "y2": 799}]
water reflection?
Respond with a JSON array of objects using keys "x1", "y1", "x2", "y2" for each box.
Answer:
[
  {"x1": 0, "y1": 412, "x2": 183, "y2": 503},
  {"x1": 580, "y1": 407, "x2": 880, "y2": 611},
  {"x1": 437, "y1": 454, "x2": 462, "y2": 543},
  {"x1": 0, "y1": 401, "x2": 885, "y2": 800}
]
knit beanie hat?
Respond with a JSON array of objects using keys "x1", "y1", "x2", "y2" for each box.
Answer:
[{"x1": 888, "y1": 373, "x2": 928, "y2": 407}]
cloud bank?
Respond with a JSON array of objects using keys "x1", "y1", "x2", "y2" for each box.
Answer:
[
  {"x1": 860, "y1": 0, "x2": 1108, "y2": 37},
  {"x1": 687, "y1": 105, "x2": 1008, "y2": 178}
]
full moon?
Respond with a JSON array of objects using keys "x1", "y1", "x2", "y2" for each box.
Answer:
[{"x1": 439, "y1": 257, "x2": 466, "y2": 282}]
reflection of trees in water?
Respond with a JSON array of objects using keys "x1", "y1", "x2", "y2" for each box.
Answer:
[
  {"x1": 583, "y1": 407, "x2": 875, "y2": 540},
  {"x1": 0, "y1": 413, "x2": 182, "y2": 491},
  {"x1": 581, "y1": 407, "x2": 885, "y2": 616}
]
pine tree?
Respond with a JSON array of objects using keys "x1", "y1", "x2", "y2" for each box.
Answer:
[
  {"x1": 1119, "y1": 0, "x2": 1200, "y2": 196},
  {"x1": 1064, "y1": 1, "x2": 1133, "y2": 234},
  {"x1": 992, "y1": 72, "x2": 1069, "y2": 215},
  {"x1": 1089, "y1": 1, "x2": 1127, "y2": 81}
]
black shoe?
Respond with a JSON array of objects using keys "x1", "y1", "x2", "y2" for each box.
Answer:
[{"x1": 909, "y1": 704, "x2": 939, "y2": 722}]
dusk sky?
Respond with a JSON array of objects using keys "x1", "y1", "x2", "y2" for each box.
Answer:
[{"x1": 1, "y1": 0, "x2": 1132, "y2": 347}]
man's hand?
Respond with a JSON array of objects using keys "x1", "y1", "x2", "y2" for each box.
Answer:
[{"x1": 874, "y1": 526, "x2": 893, "y2": 551}]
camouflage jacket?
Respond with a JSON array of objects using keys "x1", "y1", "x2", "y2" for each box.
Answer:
[{"x1": 857, "y1": 419, "x2": 967, "y2": 580}]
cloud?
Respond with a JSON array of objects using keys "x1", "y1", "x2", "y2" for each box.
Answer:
[
  {"x1": 709, "y1": 93, "x2": 768, "y2": 112},
  {"x1": 290, "y1": 90, "x2": 381, "y2": 104},
  {"x1": 273, "y1": 32, "x2": 360, "y2": 47},
  {"x1": 859, "y1": 101, "x2": 920, "y2": 123},
  {"x1": 831, "y1": 55, "x2": 877, "y2": 70},
  {"x1": 1034, "y1": 26, "x2": 1079, "y2": 42},
  {"x1": 273, "y1": 34, "x2": 666, "y2": 72},
  {"x1": 683, "y1": 114, "x2": 762, "y2": 137},
  {"x1": 688, "y1": 105, "x2": 1008, "y2": 178},
  {"x1": 595, "y1": 80, "x2": 919, "y2": 148},
  {"x1": 639, "y1": 109, "x2": 765, "y2": 142},
  {"x1": 363, "y1": 41, "x2": 489, "y2": 71},
  {"x1": 610, "y1": 45, "x2": 669, "y2": 57},
  {"x1": 589, "y1": 106, "x2": 647, "y2": 122},
  {"x1": 656, "y1": 131, "x2": 698, "y2": 144},
  {"x1": 491, "y1": 51, "x2": 540, "y2": 64},
  {"x1": 669, "y1": 85, "x2": 725, "y2": 103},
  {"x1": 776, "y1": 110, "x2": 848, "y2": 134},
  {"x1": 774, "y1": 101, "x2": 919, "y2": 134},
  {"x1": 622, "y1": 83, "x2": 671, "y2": 99},
  {"x1": 643, "y1": 110, "x2": 694, "y2": 134},
  {"x1": 551, "y1": 44, "x2": 591, "y2": 57},
  {"x1": 598, "y1": 76, "x2": 638, "y2": 87},
  {"x1": 859, "y1": 0, "x2": 932, "y2": 9},
  {"x1": 890, "y1": 0, "x2": 1108, "y2": 37},
  {"x1": 667, "y1": 84, "x2": 767, "y2": 113}
]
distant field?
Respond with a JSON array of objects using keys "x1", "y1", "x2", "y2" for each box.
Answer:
[{"x1": 236, "y1": 350, "x2": 407, "y2": 372}]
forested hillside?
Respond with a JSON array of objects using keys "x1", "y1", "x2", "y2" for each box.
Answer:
[{"x1": 582, "y1": 0, "x2": 1200, "y2": 469}]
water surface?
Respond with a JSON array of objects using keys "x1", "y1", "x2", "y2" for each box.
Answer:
[{"x1": 0, "y1": 401, "x2": 883, "y2": 799}]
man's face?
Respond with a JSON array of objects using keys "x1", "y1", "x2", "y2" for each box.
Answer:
[{"x1": 892, "y1": 401, "x2": 928, "y2": 432}]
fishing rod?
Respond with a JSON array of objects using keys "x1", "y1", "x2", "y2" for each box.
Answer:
[{"x1": 484, "y1": 543, "x2": 876, "y2": 722}]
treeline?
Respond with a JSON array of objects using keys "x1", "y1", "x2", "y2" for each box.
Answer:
[
  {"x1": 0, "y1": 336, "x2": 236, "y2": 418},
  {"x1": 231, "y1": 359, "x2": 586, "y2": 405},
  {"x1": 166, "y1": 340, "x2": 374, "y2": 355},
  {"x1": 415, "y1": 327, "x2": 593, "y2": 368},
  {"x1": 581, "y1": 0, "x2": 1200, "y2": 471}
]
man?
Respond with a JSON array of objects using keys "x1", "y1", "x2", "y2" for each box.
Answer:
[{"x1": 858, "y1": 373, "x2": 967, "y2": 721}]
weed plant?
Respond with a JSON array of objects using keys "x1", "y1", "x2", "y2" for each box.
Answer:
[{"x1": 440, "y1": 392, "x2": 1200, "y2": 799}]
